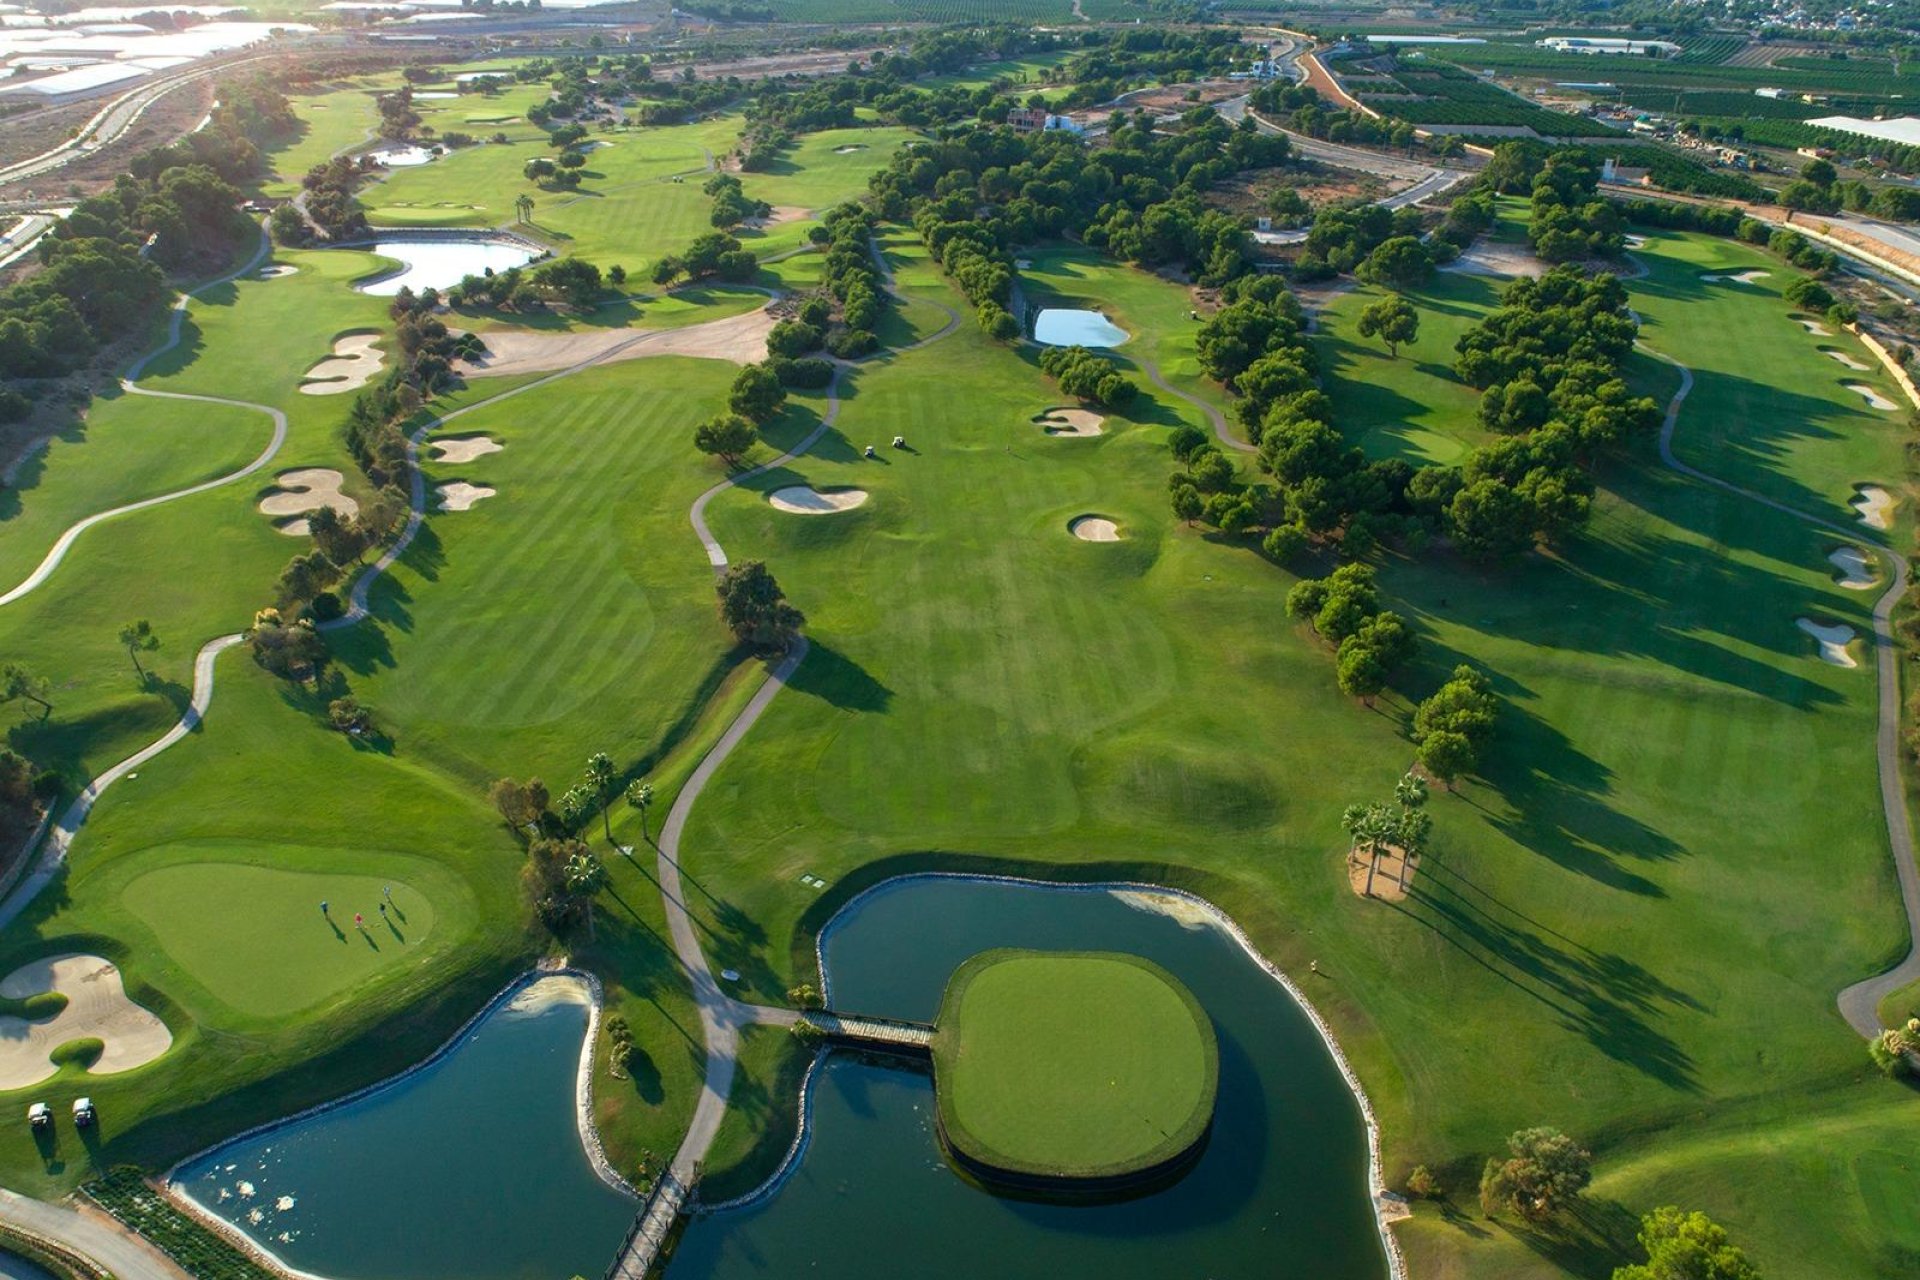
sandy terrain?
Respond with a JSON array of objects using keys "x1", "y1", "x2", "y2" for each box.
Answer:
[
  {"x1": 1069, "y1": 515, "x2": 1121, "y2": 542},
  {"x1": 742, "y1": 205, "x2": 809, "y2": 231},
  {"x1": 1797, "y1": 617, "x2": 1859, "y2": 668},
  {"x1": 429, "y1": 434, "x2": 504, "y2": 464},
  {"x1": 1036, "y1": 407, "x2": 1105, "y2": 437},
  {"x1": 1846, "y1": 382, "x2": 1899, "y2": 411},
  {"x1": 767, "y1": 485, "x2": 867, "y2": 514},
  {"x1": 1824, "y1": 349, "x2": 1870, "y2": 371},
  {"x1": 0, "y1": 954, "x2": 171, "y2": 1089},
  {"x1": 299, "y1": 333, "x2": 384, "y2": 396},
  {"x1": 1799, "y1": 318, "x2": 1835, "y2": 336},
  {"x1": 1348, "y1": 842, "x2": 1418, "y2": 902},
  {"x1": 1699, "y1": 269, "x2": 1770, "y2": 284},
  {"x1": 1445, "y1": 241, "x2": 1546, "y2": 279},
  {"x1": 259, "y1": 468, "x2": 359, "y2": 537},
  {"x1": 436, "y1": 482, "x2": 495, "y2": 511},
  {"x1": 1830, "y1": 545, "x2": 1877, "y2": 589},
  {"x1": 459, "y1": 307, "x2": 775, "y2": 378},
  {"x1": 1854, "y1": 485, "x2": 1895, "y2": 530}
]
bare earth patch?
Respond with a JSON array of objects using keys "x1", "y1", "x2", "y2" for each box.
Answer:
[
  {"x1": 1348, "y1": 843, "x2": 1419, "y2": 902},
  {"x1": 458, "y1": 307, "x2": 776, "y2": 378},
  {"x1": 0, "y1": 954, "x2": 171, "y2": 1089},
  {"x1": 1797, "y1": 617, "x2": 1859, "y2": 668},
  {"x1": 1035, "y1": 407, "x2": 1105, "y2": 437},
  {"x1": 1830, "y1": 545, "x2": 1877, "y2": 589},
  {"x1": 436, "y1": 482, "x2": 496, "y2": 511},
  {"x1": 299, "y1": 333, "x2": 384, "y2": 396},
  {"x1": 429, "y1": 434, "x2": 504, "y2": 464},
  {"x1": 767, "y1": 485, "x2": 868, "y2": 514},
  {"x1": 742, "y1": 205, "x2": 809, "y2": 230},
  {"x1": 259, "y1": 468, "x2": 359, "y2": 537},
  {"x1": 1069, "y1": 515, "x2": 1121, "y2": 542},
  {"x1": 1845, "y1": 382, "x2": 1898, "y2": 411},
  {"x1": 1445, "y1": 240, "x2": 1546, "y2": 279},
  {"x1": 1854, "y1": 485, "x2": 1895, "y2": 530}
]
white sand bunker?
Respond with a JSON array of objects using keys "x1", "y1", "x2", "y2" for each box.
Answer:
[
  {"x1": 1035, "y1": 407, "x2": 1105, "y2": 437},
  {"x1": 1069, "y1": 515, "x2": 1121, "y2": 542},
  {"x1": 1846, "y1": 383, "x2": 1899, "y2": 411},
  {"x1": 429, "y1": 434, "x2": 504, "y2": 463},
  {"x1": 832, "y1": 144, "x2": 867, "y2": 154},
  {"x1": 1830, "y1": 545, "x2": 1878, "y2": 589},
  {"x1": 1445, "y1": 241, "x2": 1546, "y2": 279},
  {"x1": 1823, "y1": 348, "x2": 1870, "y2": 371},
  {"x1": 1798, "y1": 317, "x2": 1835, "y2": 336},
  {"x1": 0, "y1": 954, "x2": 171, "y2": 1089},
  {"x1": 1700, "y1": 269, "x2": 1770, "y2": 284},
  {"x1": 259, "y1": 468, "x2": 359, "y2": 537},
  {"x1": 1853, "y1": 485, "x2": 1895, "y2": 530},
  {"x1": 436, "y1": 482, "x2": 496, "y2": 511},
  {"x1": 257, "y1": 265, "x2": 297, "y2": 280},
  {"x1": 767, "y1": 485, "x2": 868, "y2": 514},
  {"x1": 1797, "y1": 617, "x2": 1859, "y2": 668},
  {"x1": 299, "y1": 333, "x2": 384, "y2": 396}
]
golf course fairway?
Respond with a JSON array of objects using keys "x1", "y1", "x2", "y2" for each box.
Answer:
[{"x1": 932, "y1": 949, "x2": 1218, "y2": 1185}]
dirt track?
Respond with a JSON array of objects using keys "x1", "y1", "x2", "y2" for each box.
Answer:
[{"x1": 458, "y1": 306, "x2": 775, "y2": 377}]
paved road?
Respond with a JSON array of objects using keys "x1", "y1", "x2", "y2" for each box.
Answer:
[
  {"x1": 1644, "y1": 343, "x2": 1920, "y2": 1037},
  {"x1": 0, "y1": 1189, "x2": 190, "y2": 1280}
]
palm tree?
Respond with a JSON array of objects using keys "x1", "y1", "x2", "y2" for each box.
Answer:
[
  {"x1": 626, "y1": 780, "x2": 655, "y2": 845},
  {"x1": 559, "y1": 783, "x2": 593, "y2": 829},
  {"x1": 1392, "y1": 772, "x2": 1431, "y2": 893},
  {"x1": 586, "y1": 752, "x2": 616, "y2": 843},
  {"x1": 118, "y1": 619, "x2": 159, "y2": 680},
  {"x1": 564, "y1": 850, "x2": 608, "y2": 939},
  {"x1": 1342, "y1": 802, "x2": 1394, "y2": 898},
  {"x1": 515, "y1": 193, "x2": 535, "y2": 224}
]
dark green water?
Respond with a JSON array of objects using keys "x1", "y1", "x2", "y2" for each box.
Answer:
[
  {"x1": 0, "y1": 1252, "x2": 56, "y2": 1280},
  {"x1": 668, "y1": 877, "x2": 1389, "y2": 1280},
  {"x1": 174, "y1": 975, "x2": 636, "y2": 1280}
]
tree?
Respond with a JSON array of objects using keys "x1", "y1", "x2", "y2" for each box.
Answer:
[
  {"x1": 1356, "y1": 294, "x2": 1419, "y2": 358},
  {"x1": 716, "y1": 560, "x2": 805, "y2": 652},
  {"x1": 728, "y1": 363, "x2": 786, "y2": 423},
  {"x1": 625, "y1": 780, "x2": 655, "y2": 844},
  {"x1": 1613, "y1": 1206, "x2": 1761, "y2": 1280},
  {"x1": 1479, "y1": 1127, "x2": 1592, "y2": 1222},
  {"x1": 118, "y1": 619, "x2": 159, "y2": 679},
  {"x1": 490, "y1": 777, "x2": 539, "y2": 833},
  {"x1": 1355, "y1": 236, "x2": 1433, "y2": 290},
  {"x1": 1413, "y1": 665, "x2": 1498, "y2": 788},
  {"x1": 1342, "y1": 800, "x2": 1396, "y2": 896},
  {"x1": 1417, "y1": 729, "x2": 1478, "y2": 790},
  {"x1": 1800, "y1": 156, "x2": 1837, "y2": 189},
  {"x1": 328, "y1": 696, "x2": 372, "y2": 734},
  {"x1": 1448, "y1": 478, "x2": 1536, "y2": 562},
  {"x1": 585, "y1": 751, "x2": 617, "y2": 843},
  {"x1": 1171, "y1": 483, "x2": 1204, "y2": 526},
  {"x1": 693, "y1": 413, "x2": 758, "y2": 465},
  {"x1": 564, "y1": 848, "x2": 608, "y2": 939},
  {"x1": 0, "y1": 663, "x2": 51, "y2": 719}
]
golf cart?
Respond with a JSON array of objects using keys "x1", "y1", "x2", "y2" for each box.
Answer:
[
  {"x1": 26, "y1": 1102, "x2": 49, "y2": 1131},
  {"x1": 71, "y1": 1098, "x2": 94, "y2": 1128}
]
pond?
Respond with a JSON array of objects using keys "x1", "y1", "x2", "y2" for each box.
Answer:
[
  {"x1": 355, "y1": 239, "x2": 539, "y2": 296},
  {"x1": 0, "y1": 1251, "x2": 56, "y2": 1280},
  {"x1": 666, "y1": 876, "x2": 1390, "y2": 1280},
  {"x1": 173, "y1": 975, "x2": 635, "y2": 1280},
  {"x1": 366, "y1": 145, "x2": 438, "y2": 167},
  {"x1": 1034, "y1": 308, "x2": 1129, "y2": 348}
]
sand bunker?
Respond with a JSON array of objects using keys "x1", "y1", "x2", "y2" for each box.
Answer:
[
  {"x1": 0, "y1": 954, "x2": 171, "y2": 1089},
  {"x1": 1797, "y1": 617, "x2": 1859, "y2": 668},
  {"x1": 1846, "y1": 383, "x2": 1899, "y2": 411},
  {"x1": 1069, "y1": 515, "x2": 1121, "y2": 542},
  {"x1": 1699, "y1": 269, "x2": 1771, "y2": 284},
  {"x1": 460, "y1": 307, "x2": 775, "y2": 377},
  {"x1": 298, "y1": 333, "x2": 384, "y2": 396},
  {"x1": 1798, "y1": 317, "x2": 1835, "y2": 336},
  {"x1": 1035, "y1": 407, "x2": 1105, "y2": 437},
  {"x1": 1853, "y1": 485, "x2": 1895, "y2": 530},
  {"x1": 832, "y1": 144, "x2": 867, "y2": 154},
  {"x1": 1823, "y1": 348, "x2": 1870, "y2": 371},
  {"x1": 256, "y1": 265, "x2": 297, "y2": 280},
  {"x1": 258, "y1": 468, "x2": 360, "y2": 537},
  {"x1": 767, "y1": 485, "x2": 868, "y2": 514},
  {"x1": 436, "y1": 482, "x2": 496, "y2": 511},
  {"x1": 1830, "y1": 545, "x2": 1878, "y2": 589},
  {"x1": 429, "y1": 434, "x2": 504, "y2": 464},
  {"x1": 742, "y1": 205, "x2": 809, "y2": 230},
  {"x1": 1445, "y1": 241, "x2": 1546, "y2": 279},
  {"x1": 1348, "y1": 842, "x2": 1418, "y2": 902}
]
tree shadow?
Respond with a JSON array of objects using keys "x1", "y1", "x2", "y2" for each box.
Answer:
[{"x1": 786, "y1": 641, "x2": 892, "y2": 713}]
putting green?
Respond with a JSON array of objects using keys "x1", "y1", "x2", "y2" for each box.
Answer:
[
  {"x1": 932, "y1": 949, "x2": 1217, "y2": 1182},
  {"x1": 123, "y1": 862, "x2": 436, "y2": 1018}
]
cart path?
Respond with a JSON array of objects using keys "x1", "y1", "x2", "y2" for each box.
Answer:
[
  {"x1": 1645, "y1": 344, "x2": 1920, "y2": 1036},
  {"x1": 0, "y1": 1188, "x2": 192, "y2": 1280},
  {"x1": 1134, "y1": 352, "x2": 1251, "y2": 453},
  {"x1": 0, "y1": 230, "x2": 285, "y2": 607}
]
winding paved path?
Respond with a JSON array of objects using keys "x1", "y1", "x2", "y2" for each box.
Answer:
[
  {"x1": 1134, "y1": 352, "x2": 1251, "y2": 454},
  {"x1": 0, "y1": 231, "x2": 287, "y2": 607},
  {"x1": 1644, "y1": 344, "x2": 1920, "y2": 1036}
]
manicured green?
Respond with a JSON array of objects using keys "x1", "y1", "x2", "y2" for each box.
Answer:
[{"x1": 933, "y1": 949, "x2": 1217, "y2": 1181}]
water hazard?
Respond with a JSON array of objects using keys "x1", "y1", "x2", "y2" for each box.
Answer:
[
  {"x1": 1033, "y1": 308, "x2": 1130, "y2": 348},
  {"x1": 174, "y1": 975, "x2": 634, "y2": 1280},
  {"x1": 356, "y1": 239, "x2": 539, "y2": 297},
  {"x1": 666, "y1": 876, "x2": 1389, "y2": 1280}
]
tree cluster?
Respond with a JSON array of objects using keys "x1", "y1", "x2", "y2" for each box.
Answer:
[
  {"x1": 1612, "y1": 1207, "x2": 1761, "y2": 1280},
  {"x1": 1037, "y1": 344, "x2": 1138, "y2": 408},
  {"x1": 1286, "y1": 564, "x2": 1418, "y2": 702},
  {"x1": 1298, "y1": 201, "x2": 1425, "y2": 280},
  {"x1": 1528, "y1": 151, "x2": 1624, "y2": 264},
  {"x1": 1479, "y1": 1126, "x2": 1592, "y2": 1223},
  {"x1": 1412, "y1": 665, "x2": 1498, "y2": 787},
  {"x1": 652, "y1": 230, "x2": 758, "y2": 286},
  {"x1": 706, "y1": 172, "x2": 771, "y2": 229},
  {"x1": 716, "y1": 561, "x2": 804, "y2": 652}
]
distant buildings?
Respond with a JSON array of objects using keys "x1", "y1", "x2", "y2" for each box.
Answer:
[
  {"x1": 1537, "y1": 37, "x2": 1683, "y2": 57},
  {"x1": 1007, "y1": 107, "x2": 1083, "y2": 134}
]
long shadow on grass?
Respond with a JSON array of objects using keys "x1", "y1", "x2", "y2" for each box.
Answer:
[
  {"x1": 786, "y1": 641, "x2": 892, "y2": 713},
  {"x1": 1497, "y1": 1193, "x2": 1645, "y2": 1280},
  {"x1": 1390, "y1": 855, "x2": 1702, "y2": 1091}
]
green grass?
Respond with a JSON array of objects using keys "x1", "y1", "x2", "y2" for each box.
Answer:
[
  {"x1": 698, "y1": 1022, "x2": 811, "y2": 1202},
  {"x1": 932, "y1": 949, "x2": 1217, "y2": 1180},
  {"x1": 121, "y1": 857, "x2": 441, "y2": 1018}
]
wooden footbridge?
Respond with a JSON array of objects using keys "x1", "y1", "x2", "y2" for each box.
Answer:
[{"x1": 801, "y1": 1008, "x2": 936, "y2": 1054}]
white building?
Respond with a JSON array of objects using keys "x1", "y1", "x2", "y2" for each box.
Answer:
[{"x1": 1537, "y1": 37, "x2": 1682, "y2": 57}]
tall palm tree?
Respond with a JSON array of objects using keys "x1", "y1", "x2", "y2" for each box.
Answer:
[
  {"x1": 565, "y1": 850, "x2": 608, "y2": 940},
  {"x1": 626, "y1": 780, "x2": 655, "y2": 845},
  {"x1": 586, "y1": 752, "x2": 617, "y2": 843},
  {"x1": 1343, "y1": 802, "x2": 1394, "y2": 898}
]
